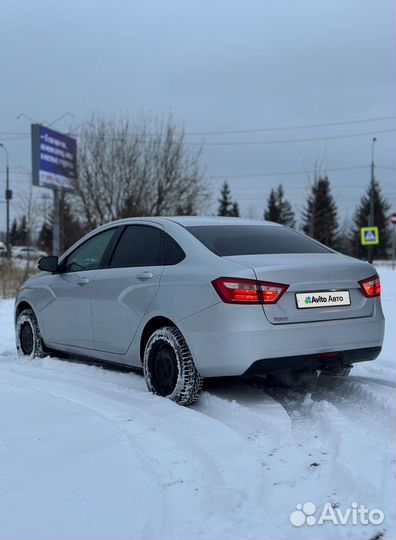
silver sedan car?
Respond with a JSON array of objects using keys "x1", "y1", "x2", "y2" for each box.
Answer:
[{"x1": 15, "y1": 217, "x2": 384, "y2": 405}]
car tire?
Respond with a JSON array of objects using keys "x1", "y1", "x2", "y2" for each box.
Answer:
[
  {"x1": 16, "y1": 308, "x2": 46, "y2": 358},
  {"x1": 143, "y1": 326, "x2": 203, "y2": 406}
]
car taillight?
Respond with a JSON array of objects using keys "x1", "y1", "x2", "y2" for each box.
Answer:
[
  {"x1": 211, "y1": 277, "x2": 289, "y2": 304},
  {"x1": 358, "y1": 274, "x2": 381, "y2": 298}
]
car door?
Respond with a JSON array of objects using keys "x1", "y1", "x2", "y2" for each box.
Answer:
[
  {"x1": 42, "y1": 228, "x2": 117, "y2": 349},
  {"x1": 91, "y1": 224, "x2": 165, "y2": 354}
]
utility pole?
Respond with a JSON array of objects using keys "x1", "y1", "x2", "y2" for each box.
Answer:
[
  {"x1": 368, "y1": 137, "x2": 376, "y2": 264},
  {"x1": 52, "y1": 187, "x2": 61, "y2": 256},
  {"x1": 0, "y1": 143, "x2": 12, "y2": 259},
  {"x1": 41, "y1": 192, "x2": 51, "y2": 223}
]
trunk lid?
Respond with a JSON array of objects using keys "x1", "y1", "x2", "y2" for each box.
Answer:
[{"x1": 226, "y1": 253, "x2": 374, "y2": 324}]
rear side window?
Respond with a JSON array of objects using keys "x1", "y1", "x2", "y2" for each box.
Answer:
[
  {"x1": 163, "y1": 233, "x2": 185, "y2": 265},
  {"x1": 110, "y1": 225, "x2": 163, "y2": 267},
  {"x1": 187, "y1": 225, "x2": 331, "y2": 256}
]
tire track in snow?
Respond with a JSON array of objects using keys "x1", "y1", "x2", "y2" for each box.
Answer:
[
  {"x1": 349, "y1": 375, "x2": 396, "y2": 389},
  {"x1": 198, "y1": 375, "x2": 395, "y2": 539},
  {"x1": 259, "y1": 378, "x2": 395, "y2": 517},
  {"x1": 195, "y1": 380, "x2": 336, "y2": 520},
  {"x1": 316, "y1": 375, "x2": 395, "y2": 438},
  {"x1": 195, "y1": 380, "x2": 293, "y2": 449},
  {"x1": 0, "y1": 363, "x2": 166, "y2": 539},
  {"x1": 0, "y1": 357, "x2": 267, "y2": 539}
]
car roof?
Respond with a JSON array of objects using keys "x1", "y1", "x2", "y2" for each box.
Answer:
[
  {"x1": 162, "y1": 216, "x2": 281, "y2": 227},
  {"x1": 104, "y1": 216, "x2": 281, "y2": 228}
]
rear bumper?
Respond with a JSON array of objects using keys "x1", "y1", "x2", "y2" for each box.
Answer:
[
  {"x1": 179, "y1": 300, "x2": 385, "y2": 377},
  {"x1": 243, "y1": 346, "x2": 382, "y2": 375}
]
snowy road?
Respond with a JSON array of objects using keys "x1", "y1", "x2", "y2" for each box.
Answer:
[{"x1": 0, "y1": 268, "x2": 394, "y2": 540}]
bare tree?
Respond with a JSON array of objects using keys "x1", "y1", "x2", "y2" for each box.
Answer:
[
  {"x1": 17, "y1": 185, "x2": 41, "y2": 280},
  {"x1": 74, "y1": 114, "x2": 209, "y2": 228},
  {"x1": 0, "y1": 185, "x2": 40, "y2": 296}
]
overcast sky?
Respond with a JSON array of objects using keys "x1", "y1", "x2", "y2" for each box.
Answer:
[{"x1": 0, "y1": 0, "x2": 395, "y2": 233}]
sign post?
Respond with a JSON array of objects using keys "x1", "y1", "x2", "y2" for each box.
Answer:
[
  {"x1": 390, "y1": 213, "x2": 396, "y2": 270},
  {"x1": 52, "y1": 187, "x2": 61, "y2": 256},
  {"x1": 31, "y1": 125, "x2": 77, "y2": 255}
]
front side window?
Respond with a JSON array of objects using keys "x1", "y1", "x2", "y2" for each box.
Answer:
[
  {"x1": 64, "y1": 229, "x2": 115, "y2": 272},
  {"x1": 187, "y1": 225, "x2": 331, "y2": 256},
  {"x1": 110, "y1": 225, "x2": 163, "y2": 267}
]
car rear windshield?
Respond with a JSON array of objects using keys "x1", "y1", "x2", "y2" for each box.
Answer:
[{"x1": 186, "y1": 225, "x2": 331, "y2": 256}]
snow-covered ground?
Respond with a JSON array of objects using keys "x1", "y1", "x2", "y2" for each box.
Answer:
[{"x1": 0, "y1": 268, "x2": 394, "y2": 540}]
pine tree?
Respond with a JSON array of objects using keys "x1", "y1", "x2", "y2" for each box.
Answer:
[
  {"x1": 11, "y1": 215, "x2": 29, "y2": 246},
  {"x1": 37, "y1": 194, "x2": 84, "y2": 254},
  {"x1": 217, "y1": 181, "x2": 240, "y2": 217},
  {"x1": 10, "y1": 218, "x2": 18, "y2": 246},
  {"x1": 301, "y1": 176, "x2": 339, "y2": 249},
  {"x1": 218, "y1": 181, "x2": 233, "y2": 216},
  {"x1": 60, "y1": 195, "x2": 84, "y2": 251},
  {"x1": 38, "y1": 221, "x2": 53, "y2": 253},
  {"x1": 264, "y1": 189, "x2": 278, "y2": 222},
  {"x1": 264, "y1": 184, "x2": 295, "y2": 227},
  {"x1": 231, "y1": 201, "x2": 240, "y2": 217},
  {"x1": 336, "y1": 217, "x2": 354, "y2": 256},
  {"x1": 349, "y1": 178, "x2": 390, "y2": 259},
  {"x1": 18, "y1": 215, "x2": 28, "y2": 245}
]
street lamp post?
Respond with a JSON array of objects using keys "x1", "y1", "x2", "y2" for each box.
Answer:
[
  {"x1": 0, "y1": 143, "x2": 12, "y2": 259},
  {"x1": 368, "y1": 137, "x2": 376, "y2": 264}
]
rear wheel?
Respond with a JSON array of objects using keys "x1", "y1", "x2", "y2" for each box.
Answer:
[
  {"x1": 16, "y1": 308, "x2": 46, "y2": 358},
  {"x1": 143, "y1": 326, "x2": 203, "y2": 406}
]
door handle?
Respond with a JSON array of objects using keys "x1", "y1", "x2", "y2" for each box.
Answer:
[
  {"x1": 78, "y1": 277, "x2": 90, "y2": 285},
  {"x1": 136, "y1": 271, "x2": 154, "y2": 281}
]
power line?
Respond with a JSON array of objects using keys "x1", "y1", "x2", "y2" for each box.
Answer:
[
  {"x1": 230, "y1": 183, "x2": 396, "y2": 192},
  {"x1": 186, "y1": 128, "x2": 396, "y2": 147},
  {"x1": 43, "y1": 126, "x2": 396, "y2": 146},
  {"x1": 70, "y1": 127, "x2": 394, "y2": 146},
  {"x1": 1, "y1": 163, "x2": 394, "y2": 180},
  {"x1": 211, "y1": 165, "x2": 371, "y2": 179},
  {"x1": 0, "y1": 115, "x2": 395, "y2": 139},
  {"x1": 377, "y1": 165, "x2": 396, "y2": 171},
  {"x1": 222, "y1": 183, "x2": 395, "y2": 191},
  {"x1": 176, "y1": 115, "x2": 396, "y2": 136}
]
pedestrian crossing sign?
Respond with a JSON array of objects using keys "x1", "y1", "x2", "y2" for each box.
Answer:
[{"x1": 361, "y1": 227, "x2": 379, "y2": 246}]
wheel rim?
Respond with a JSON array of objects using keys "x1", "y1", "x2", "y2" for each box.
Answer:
[
  {"x1": 149, "y1": 342, "x2": 178, "y2": 396},
  {"x1": 20, "y1": 322, "x2": 34, "y2": 355}
]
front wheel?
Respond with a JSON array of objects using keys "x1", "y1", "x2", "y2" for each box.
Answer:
[
  {"x1": 143, "y1": 326, "x2": 203, "y2": 406},
  {"x1": 16, "y1": 308, "x2": 46, "y2": 358}
]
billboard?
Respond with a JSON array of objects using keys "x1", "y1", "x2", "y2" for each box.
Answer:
[{"x1": 31, "y1": 124, "x2": 77, "y2": 191}]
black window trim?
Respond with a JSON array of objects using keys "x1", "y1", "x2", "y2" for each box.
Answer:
[
  {"x1": 100, "y1": 226, "x2": 126, "y2": 267},
  {"x1": 60, "y1": 224, "x2": 187, "y2": 273},
  {"x1": 104, "y1": 225, "x2": 186, "y2": 269},
  {"x1": 106, "y1": 224, "x2": 165, "y2": 269}
]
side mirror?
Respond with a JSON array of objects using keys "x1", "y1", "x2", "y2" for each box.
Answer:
[{"x1": 38, "y1": 256, "x2": 59, "y2": 273}]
